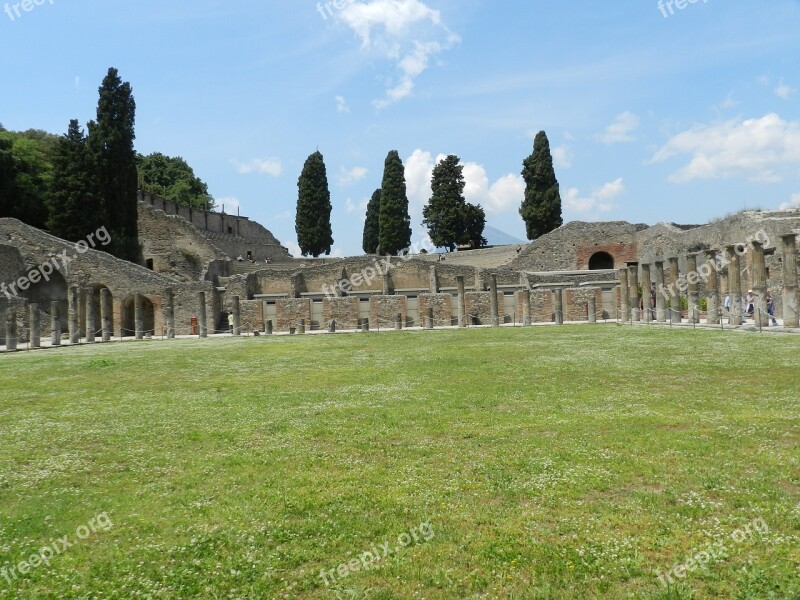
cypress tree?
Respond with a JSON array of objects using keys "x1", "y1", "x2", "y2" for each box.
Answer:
[
  {"x1": 461, "y1": 203, "x2": 487, "y2": 250},
  {"x1": 295, "y1": 151, "x2": 333, "y2": 257},
  {"x1": 422, "y1": 155, "x2": 466, "y2": 252},
  {"x1": 48, "y1": 120, "x2": 99, "y2": 241},
  {"x1": 519, "y1": 131, "x2": 563, "y2": 240},
  {"x1": 362, "y1": 188, "x2": 381, "y2": 254},
  {"x1": 88, "y1": 67, "x2": 140, "y2": 262},
  {"x1": 378, "y1": 150, "x2": 411, "y2": 255}
]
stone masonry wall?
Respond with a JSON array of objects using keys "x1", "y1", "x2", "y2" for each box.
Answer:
[
  {"x1": 323, "y1": 297, "x2": 359, "y2": 329},
  {"x1": 418, "y1": 293, "x2": 453, "y2": 327},
  {"x1": 276, "y1": 298, "x2": 311, "y2": 332},
  {"x1": 370, "y1": 295, "x2": 406, "y2": 328}
]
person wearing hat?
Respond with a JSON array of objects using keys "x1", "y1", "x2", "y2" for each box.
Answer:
[{"x1": 745, "y1": 290, "x2": 755, "y2": 320}]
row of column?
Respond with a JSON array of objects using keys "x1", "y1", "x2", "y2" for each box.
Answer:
[
  {"x1": 619, "y1": 234, "x2": 798, "y2": 328},
  {"x1": 3, "y1": 287, "x2": 181, "y2": 351}
]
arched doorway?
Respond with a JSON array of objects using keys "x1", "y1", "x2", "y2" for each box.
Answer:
[
  {"x1": 589, "y1": 251, "x2": 615, "y2": 270},
  {"x1": 28, "y1": 269, "x2": 68, "y2": 326}
]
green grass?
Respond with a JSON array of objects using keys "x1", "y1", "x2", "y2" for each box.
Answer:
[{"x1": 0, "y1": 326, "x2": 798, "y2": 599}]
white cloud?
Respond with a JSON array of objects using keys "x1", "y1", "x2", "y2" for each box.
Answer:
[
  {"x1": 779, "y1": 193, "x2": 800, "y2": 211},
  {"x1": 273, "y1": 210, "x2": 292, "y2": 222},
  {"x1": 650, "y1": 113, "x2": 800, "y2": 183},
  {"x1": 552, "y1": 144, "x2": 573, "y2": 169},
  {"x1": 563, "y1": 178, "x2": 623, "y2": 216},
  {"x1": 232, "y1": 158, "x2": 283, "y2": 176},
  {"x1": 338, "y1": 166, "x2": 368, "y2": 187},
  {"x1": 335, "y1": 95, "x2": 350, "y2": 113},
  {"x1": 330, "y1": 247, "x2": 345, "y2": 258},
  {"x1": 775, "y1": 79, "x2": 795, "y2": 100},
  {"x1": 217, "y1": 197, "x2": 241, "y2": 211},
  {"x1": 404, "y1": 149, "x2": 523, "y2": 217},
  {"x1": 596, "y1": 112, "x2": 640, "y2": 144},
  {"x1": 337, "y1": 0, "x2": 459, "y2": 108}
]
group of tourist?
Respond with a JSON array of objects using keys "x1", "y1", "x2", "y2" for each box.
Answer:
[
  {"x1": 723, "y1": 290, "x2": 779, "y2": 324},
  {"x1": 638, "y1": 283, "x2": 779, "y2": 324}
]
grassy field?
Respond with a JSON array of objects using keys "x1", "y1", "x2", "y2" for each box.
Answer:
[{"x1": 0, "y1": 325, "x2": 798, "y2": 599}]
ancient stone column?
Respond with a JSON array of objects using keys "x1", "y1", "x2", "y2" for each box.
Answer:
[
  {"x1": 618, "y1": 268, "x2": 630, "y2": 322},
  {"x1": 5, "y1": 308, "x2": 16, "y2": 351},
  {"x1": 68, "y1": 285, "x2": 80, "y2": 344},
  {"x1": 382, "y1": 273, "x2": 392, "y2": 295},
  {"x1": 198, "y1": 292, "x2": 208, "y2": 338},
  {"x1": 51, "y1": 301, "x2": 61, "y2": 346},
  {"x1": 654, "y1": 261, "x2": 666, "y2": 322},
  {"x1": 522, "y1": 289, "x2": 532, "y2": 326},
  {"x1": 781, "y1": 234, "x2": 798, "y2": 328},
  {"x1": 627, "y1": 263, "x2": 639, "y2": 321},
  {"x1": 298, "y1": 318, "x2": 306, "y2": 334},
  {"x1": 751, "y1": 242, "x2": 769, "y2": 327},
  {"x1": 641, "y1": 263, "x2": 652, "y2": 323},
  {"x1": 474, "y1": 269, "x2": 484, "y2": 293},
  {"x1": 488, "y1": 274, "x2": 500, "y2": 327},
  {"x1": 395, "y1": 314, "x2": 402, "y2": 330},
  {"x1": 587, "y1": 294, "x2": 597, "y2": 324},
  {"x1": 704, "y1": 251, "x2": 720, "y2": 325},
  {"x1": 85, "y1": 289, "x2": 96, "y2": 343},
  {"x1": 425, "y1": 307, "x2": 434, "y2": 329},
  {"x1": 726, "y1": 246, "x2": 743, "y2": 325},
  {"x1": 100, "y1": 289, "x2": 112, "y2": 342},
  {"x1": 553, "y1": 288, "x2": 564, "y2": 325},
  {"x1": 266, "y1": 319, "x2": 273, "y2": 335},
  {"x1": 686, "y1": 254, "x2": 700, "y2": 323},
  {"x1": 456, "y1": 276, "x2": 467, "y2": 328},
  {"x1": 668, "y1": 257, "x2": 682, "y2": 323},
  {"x1": 165, "y1": 288, "x2": 175, "y2": 339},
  {"x1": 328, "y1": 319, "x2": 336, "y2": 333},
  {"x1": 134, "y1": 293, "x2": 144, "y2": 340},
  {"x1": 232, "y1": 295, "x2": 241, "y2": 336},
  {"x1": 29, "y1": 303, "x2": 40, "y2": 349},
  {"x1": 429, "y1": 266, "x2": 439, "y2": 293}
]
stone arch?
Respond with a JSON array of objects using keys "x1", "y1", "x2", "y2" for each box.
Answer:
[
  {"x1": 28, "y1": 268, "x2": 68, "y2": 320},
  {"x1": 588, "y1": 251, "x2": 615, "y2": 270},
  {"x1": 121, "y1": 294, "x2": 155, "y2": 337}
]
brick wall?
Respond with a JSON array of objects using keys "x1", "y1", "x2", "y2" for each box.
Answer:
[
  {"x1": 419, "y1": 293, "x2": 453, "y2": 327},
  {"x1": 323, "y1": 297, "x2": 359, "y2": 329},
  {"x1": 370, "y1": 295, "x2": 406, "y2": 328},
  {"x1": 276, "y1": 298, "x2": 311, "y2": 332},
  {"x1": 464, "y1": 292, "x2": 504, "y2": 325}
]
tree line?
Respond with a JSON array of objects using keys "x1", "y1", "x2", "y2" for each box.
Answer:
[
  {"x1": 295, "y1": 131, "x2": 563, "y2": 257},
  {"x1": 0, "y1": 68, "x2": 213, "y2": 264}
]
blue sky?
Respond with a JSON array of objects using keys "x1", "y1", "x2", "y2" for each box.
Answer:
[{"x1": 2, "y1": 0, "x2": 799, "y2": 256}]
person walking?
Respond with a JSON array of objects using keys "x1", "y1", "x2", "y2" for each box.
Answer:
[
  {"x1": 766, "y1": 290, "x2": 778, "y2": 325},
  {"x1": 745, "y1": 290, "x2": 755, "y2": 320},
  {"x1": 228, "y1": 312, "x2": 234, "y2": 333}
]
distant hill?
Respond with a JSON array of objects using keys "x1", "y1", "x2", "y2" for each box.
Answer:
[{"x1": 483, "y1": 225, "x2": 526, "y2": 247}]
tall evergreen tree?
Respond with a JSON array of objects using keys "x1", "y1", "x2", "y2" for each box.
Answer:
[
  {"x1": 88, "y1": 67, "x2": 140, "y2": 262},
  {"x1": 461, "y1": 203, "x2": 487, "y2": 249},
  {"x1": 423, "y1": 155, "x2": 467, "y2": 252},
  {"x1": 48, "y1": 120, "x2": 100, "y2": 241},
  {"x1": 295, "y1": 151, "x2": 333, "y2": 257},
  {"x1": 362, "y1": 188, "x2": 381, "y2": 254},
  {"x1": 0, "y1": 135, "x2": 15, "y2": 220},
  {"x1": 378, "y1": 150, "x2": 411, "y2": 255},
  {"x1": 519, "y1": 131, "x2": 563, "y2": 241}
]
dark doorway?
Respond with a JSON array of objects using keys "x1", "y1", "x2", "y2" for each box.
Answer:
[{"x1": 589, "y1": 252, "x2": 615, "y2": 270}]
